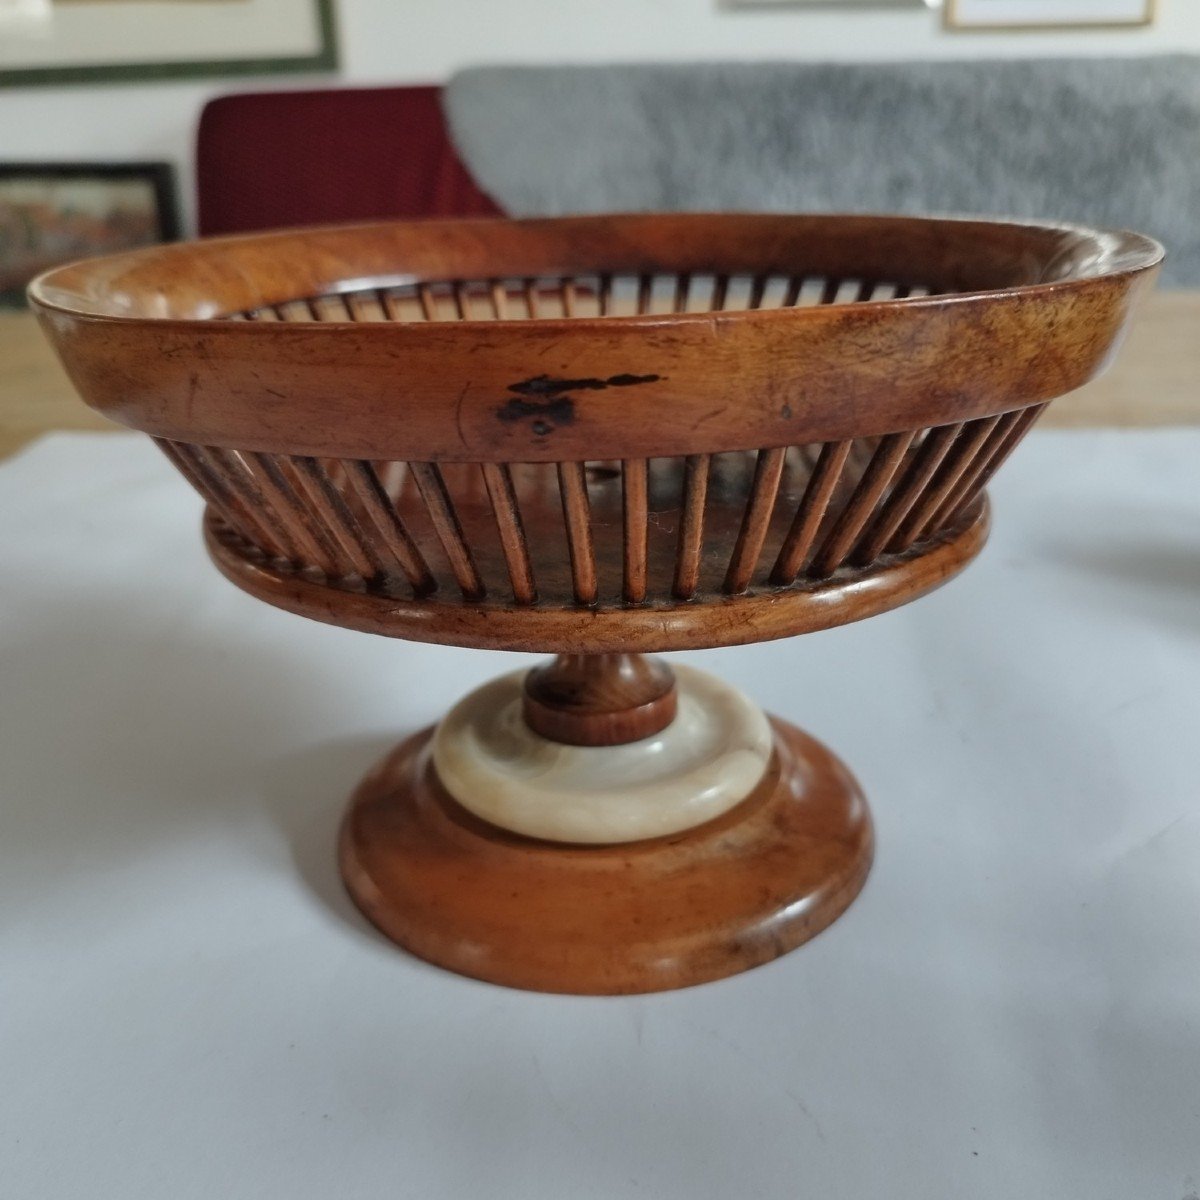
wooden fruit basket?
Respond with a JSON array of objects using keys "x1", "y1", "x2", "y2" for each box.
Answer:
[{"x1": 31, "y1": 213, "x2": 1160, "y2": 993}]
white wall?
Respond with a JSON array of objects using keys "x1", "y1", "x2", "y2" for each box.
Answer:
[{"x1": 2, "y1": 0, "x2": 1197, "y2": 231}]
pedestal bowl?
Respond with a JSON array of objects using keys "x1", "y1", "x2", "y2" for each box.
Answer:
[{"x1": 31, "y1": 213, "x2": 1161, "y2": 993}]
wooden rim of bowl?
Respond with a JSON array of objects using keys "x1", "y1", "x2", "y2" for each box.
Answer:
[{"x1": 29, "y1": 213, "x2": 1163, "y2": 463}]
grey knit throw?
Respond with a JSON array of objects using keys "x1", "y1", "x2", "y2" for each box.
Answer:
[{"x1": 445, "y1": 59, "x2": 1190, "y2": 284}]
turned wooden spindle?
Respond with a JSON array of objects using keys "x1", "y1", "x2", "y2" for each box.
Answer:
[{"x1": 523, "y1": 653, "x2": 677, "y2": 746}]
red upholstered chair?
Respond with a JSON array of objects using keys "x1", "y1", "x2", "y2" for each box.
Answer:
[{"x1": 196, "y1": 85, "x2": 501, "y2": 237}]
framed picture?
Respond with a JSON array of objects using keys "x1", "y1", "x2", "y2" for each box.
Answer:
[
  {"x1": 0, "y1": 162, "x2": 180, "y2": 306},
  {"x1": 944, "y1": 0, "x2": 1154, "y2": 30},
  {"x1": 725, "y1": 0, "x2": 927, "y2": 7},
  {"x1": 0, "y1": 0, "x2": 337, "y2": 88}
]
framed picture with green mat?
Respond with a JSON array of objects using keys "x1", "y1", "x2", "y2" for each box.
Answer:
[{"x1": 0, "y1": 0, "x2": 337, "y2": 88}]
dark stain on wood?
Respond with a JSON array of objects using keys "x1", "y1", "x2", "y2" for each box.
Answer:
[
  {"x1": 498, "y1": 373, "x2": 663, "y2": 435},
  {"x1": 496, "y1": 394, "x2": 576, "y2": 432},
  {"x1": 508, "y1": 372, "x2": 662, "y2": 398}
]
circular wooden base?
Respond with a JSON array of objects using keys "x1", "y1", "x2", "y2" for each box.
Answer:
[{"x1": 340, "y1": 716, "x2": 873, "y2": 994}]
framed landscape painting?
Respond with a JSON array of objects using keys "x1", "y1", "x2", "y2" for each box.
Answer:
[
  {"x1": 0, "y1": 162, "x2": 180, "y2": 306},
  {"x1": 944, "y1": 0, "x2": 1154, "y2": 29},
  {"x1": 0, "y1": 0, "x2": 337, "y2": 87}
]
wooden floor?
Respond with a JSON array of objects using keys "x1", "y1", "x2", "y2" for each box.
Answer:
[
  {"x1": 1, "y1": 311, "x2": 116, "y2": 458},
  {"x1": 2, "y1": 292, "x2": 1196, "y2": 459}
]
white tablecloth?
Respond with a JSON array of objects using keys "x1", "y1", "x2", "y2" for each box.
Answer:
[{"x1": 2, "y1": 430, "x2": 1197, "y2": 1200}]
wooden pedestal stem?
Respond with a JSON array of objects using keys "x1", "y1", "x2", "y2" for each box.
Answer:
[{"x1": 522, "y1": 653, "x2": 678, "y2": 746}]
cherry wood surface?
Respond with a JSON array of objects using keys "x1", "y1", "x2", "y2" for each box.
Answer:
[
  {"x1": 23, "y1": 213, "x2": 1162, "y2": 992},
  {"x1": 523, "y1": 653, "x2": 678, "y2": 746},
  {"x1": 202, "y1": 494, "x2": 990, "y2": 653},
  {"x1": 31, "y1": 214, "x2": 1160, "y2": 462},
  {"x1": 340, "y1": 715, "x2": 873, "y2": 994},
  {"x1": 7, "y1": 291, "x2": 1195, "y2": 465},
  {"x1": 27, "y1": 213, "x2": 1160, "y2": 655}
]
